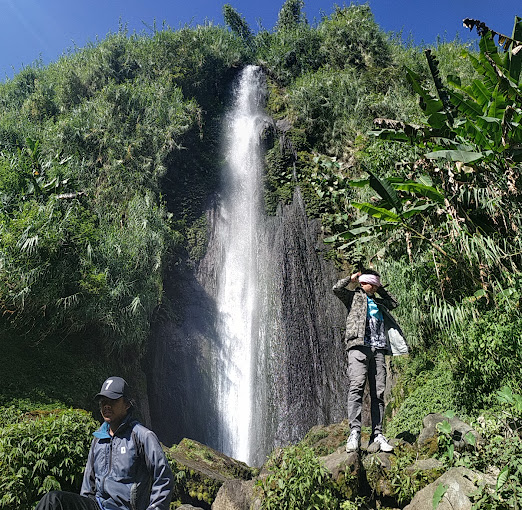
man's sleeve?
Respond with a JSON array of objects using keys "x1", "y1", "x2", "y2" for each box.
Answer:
[
  {"x1": 141, "y1": 429, "x2": 174, "y2": 510},
  {"x1": 80, "y1": 439, "x2": 97, "y2": 497},
  {"x1": 377, "y1": 286, "x2": 398, "y2": 310},
  {"x1": 333, "y1": 275, "x2": 357, "y2": 307}
]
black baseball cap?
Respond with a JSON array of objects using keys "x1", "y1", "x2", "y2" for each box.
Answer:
[{"x1": 96, "y1": 376, "x2": 130, "y2": 400}]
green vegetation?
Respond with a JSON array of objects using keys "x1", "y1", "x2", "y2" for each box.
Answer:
[
  {"x1": 257, "y1": 445, "x2": 342, "y2": 509},
  {"x1": 0, "y1": 408, "x2": 97, "y2": 509}
]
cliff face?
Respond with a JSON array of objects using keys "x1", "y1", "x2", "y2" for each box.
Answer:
[{"x1": 147, "y1": 189, "x2": 351, "y2": 466}]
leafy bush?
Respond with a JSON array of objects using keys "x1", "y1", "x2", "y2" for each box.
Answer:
[
  {"x1": 454, "y1": 310, "x2": 522, "y2": 411},
  {"x1": 318, "y1": 5, "x2": 391, "y2": 71},
  {"x1": 256, "y1": 444, "x2": 341, "y2": 509},
  {"x1": 0, "y1": 408, "x2": 97, "y2": 510},
  {"x1": 386, "y1": 444, "x2": 444, "y2": 505},
  {"x1": 256, "y1": 25, "x2": 323, "y2": 85},
  {"x1": 469, "y1": 388, "x2": 522, "y2": 508},
  {"x1": 386, "y1": 356, "x2": 458, "y2": 438}
]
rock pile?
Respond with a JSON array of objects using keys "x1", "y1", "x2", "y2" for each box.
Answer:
[{"x1": 166, "y1": 414, "x2": 493, "y2": 510}]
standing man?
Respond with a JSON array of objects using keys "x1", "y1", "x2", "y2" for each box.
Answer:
[
  {"x1": 333, "y1": 269, "x2": 408, "y2": 453},
  {"x1": 35, "y1": 376, "x2": 173, "y2": 510}
]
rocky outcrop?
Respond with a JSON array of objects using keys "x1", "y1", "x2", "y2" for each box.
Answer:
[
  {"x1": 418, "y1": 413, "x2": 483, "y2": 454},
  {"x1": 164, "y1": 414, "x2": 490, "y2": 510},
  {"x1": 320, "y1": 448, "x2": 361, "y2": 499},
  {"x1": 166, "y1": 438, "x2": 257, "y2": 509},
  {"x1": 404, "y1": 467, "x2": 495, "y2": 510},
  {"x1": 211, "y1": 480, "x2": 261, "y2": 510},
  {"x1": 148, "y1": 189, "x2": 352, "y2": 466}
]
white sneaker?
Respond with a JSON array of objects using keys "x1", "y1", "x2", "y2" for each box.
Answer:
[
  {"x1": 373, "y1": 433, "x2": 394, "y2": 452},
  {"x1": 345, "y1": 429, "x2": 360, "y2": 452}
]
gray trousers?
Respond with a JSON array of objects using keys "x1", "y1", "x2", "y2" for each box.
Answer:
[{"x1": 347, "y1": 346, "x2": 386, "y2": 435}]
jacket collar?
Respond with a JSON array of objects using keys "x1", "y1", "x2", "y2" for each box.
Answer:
[{"x1": 93, "y1": 413, "x2": 135, "y2": 439}]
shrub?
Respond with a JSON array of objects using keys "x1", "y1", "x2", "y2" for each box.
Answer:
[
  {"x1": 256, "y1": 26, "x2": 323, "y2": 85},
  {"x1": 0, "y1": 408, "x2": 97, "y2": 510},
  {"x1": 256, "y1": 444, "x2": 341, "y2": 509},
  {"x1": 470, "y1": 388, "x2": 522, "y2": 508},
  {"x1": 386, "y1": 356, "x2": 458, "y2": 438},
  {"x1": 318, "y1": 5, "x2": 391, "y2": 70},
  {"x1": 454, "y1": 310, "x2": 522, "y2": 412}
]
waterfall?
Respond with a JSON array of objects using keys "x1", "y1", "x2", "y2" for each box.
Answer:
[
  {"x1": 212, "y1": 65, "x2": 267, "y2": 463},
  {"x1": 148, "y1": 66, "x2": 351, "y2": 469}
]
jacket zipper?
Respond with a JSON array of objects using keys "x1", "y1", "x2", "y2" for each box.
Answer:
[{"x1": 101, "y1": 437, "x2": 113, "y2": 497}]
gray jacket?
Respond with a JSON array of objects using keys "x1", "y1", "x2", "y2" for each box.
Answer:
[
  {"x1": 81, "y1": 414, "x2": 173, "y2": 510},
  {"x1": 333, "y1": 276, "x2": 408, "y2": 355}
]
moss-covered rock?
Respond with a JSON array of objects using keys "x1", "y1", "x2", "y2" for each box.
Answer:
[
  {"x1": 320, "y1": 448, "x2": 361, "y2": 500},
  {"x1": 301, "y1": 419, "x2": 350, "y2": 456},
  {"x1": 166, "y1": 438, "x2": 258, "y2": 509}
]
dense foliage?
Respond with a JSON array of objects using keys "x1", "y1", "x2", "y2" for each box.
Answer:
[
  {"x1": 256, "y1": 444, "x2": 342, "y2": 509},
  {"x1": 0, "y1": 27, "x2": 249, "y2": 354},
  {"x1": 0, "y1": 408, "x2": 97, "y2": 509}
]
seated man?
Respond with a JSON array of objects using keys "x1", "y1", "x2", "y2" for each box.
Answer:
[{"x1": 35, "y1": 376, "x2": 173, "y2": 510}]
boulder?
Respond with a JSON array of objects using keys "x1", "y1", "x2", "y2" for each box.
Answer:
[
  {"x1": 404, "y1": 467, "x2": 495, "y2": 510},
  {"x1": 320, "y1": 448, "x2": 361, "y2": 499},
  {"x1": 301, "y1": 420, "x2": 350, "y2": 456},
  {"x1": 211, "y1": 479, "x2": 261, "y2": 510},
  {"x1": 176, "y1": 506, "x2": 206, "y2": 510},
  {"x1": 363, "y1": 452, "x2": 394, "y2": 498},
  {"x1": 166, "y1": 438, "x2": 257, "y2": 509},
  {"x1": 417, "y1": 414, "x2": 483, "y2": 453}
]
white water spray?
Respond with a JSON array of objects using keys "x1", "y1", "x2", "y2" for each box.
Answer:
[{"x1": 213, "y1": 66, "x2": 267, "y2": 463}]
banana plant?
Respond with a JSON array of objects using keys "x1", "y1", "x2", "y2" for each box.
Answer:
[
  {"x1": 360, "y1": 16, "x2": 522, "y2": 272},
  {"x1": 371, "y1": 16, "x2": 522, "y2": 165},
  {"x1": 325, "y1": 167, "x2": 455, "y2": 261}
]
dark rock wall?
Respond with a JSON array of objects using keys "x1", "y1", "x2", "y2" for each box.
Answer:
[{"x1": 260, "y1": 190, "x2": 350, "y2": 451}]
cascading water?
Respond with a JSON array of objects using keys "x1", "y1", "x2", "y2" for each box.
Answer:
[
  {"x1": 212, "y1": 65, "x2": 267, "y2": 464},
  {"x1": 148, "y1": 65, "x2": 351, "y2": 469}
]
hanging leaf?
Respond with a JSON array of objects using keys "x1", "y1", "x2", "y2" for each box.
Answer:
[
  {"x1": 393, "y1": 182, "x2": 445, "y2": 204},
  {"x1": 416, "y1": 175, "x2": 433, "y2": 187},
  {"x1": 365, "y1": 168, "x2": 403, "y2": 212},
  {"x1": 351, "y1": 202, "x2": 400, "y2": 222},
  {"x1": 425, "y1": 150, "x2": 484, "y2": 163},
  {"x1": 401, "y1": 203, "x2": 437, "y2": 219},
  {"x1": 350, "y1": 214, "x2": 369, "y2": 226},
  {"x1": 427, "y1": 111, "x2": 450, "y2": 129},
  {"x1": 406, "y1": 68, "x2": 444, "y2": 115}
]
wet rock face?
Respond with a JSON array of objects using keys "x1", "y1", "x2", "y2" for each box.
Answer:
[
  {"x1": 260, "y1": 190, "x2": 351, "y2": 453},
  {"x1": 147, "y1": 189, "x2": 352, "y2": 465}
]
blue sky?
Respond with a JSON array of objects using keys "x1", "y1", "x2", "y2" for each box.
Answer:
[{"x1": 0, "y1": 0, "x2": 520, "y2": 80}]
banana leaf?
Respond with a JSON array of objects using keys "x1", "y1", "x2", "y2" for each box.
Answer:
[
  {"x1": 401, "y1": 202, "x2": 437, "y2": 219},
  {"x1": 425, "y1": 149, "x2": 484, "y2": 163},
  {"x1": 392, "y1": 182, "x2": 445, "y2": 204},
  {"x1": 366, "y1": 168, "x2": 403, "y2": 212},
  {"x1": 351, "y1": 202, "x2": 400, "y2": 222}
]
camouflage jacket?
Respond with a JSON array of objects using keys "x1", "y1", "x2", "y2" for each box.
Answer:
[{"x1": 333, "y1": 276, "x2": 401, "y2": 354}]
